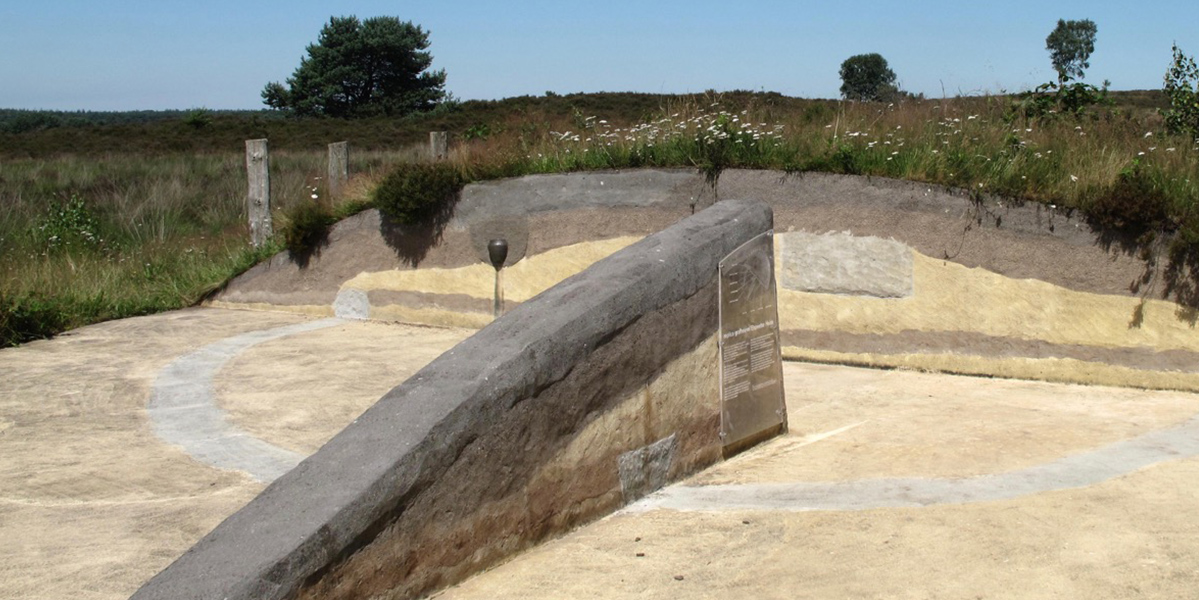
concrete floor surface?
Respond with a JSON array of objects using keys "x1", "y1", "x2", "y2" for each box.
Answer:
[
  {"x1": 438, "y1": 364, "x2": 1199, "y2": 599},
  {"x1": 0, "y1": 309, "x2": 471, "y2": 600},
  {"x1": 2, "y1": 310, "x2": 1197, "y2": 599}
]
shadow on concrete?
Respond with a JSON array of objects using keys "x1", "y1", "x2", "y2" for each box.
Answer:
[
  {"x1": 287, "y1": 236, "x2": 330, "y2": 270},
  {"x1": 1086, "y1": 218, "x2": 1199, "y2": 328},
  {"x1": 1164, "y1": 245, "x2": 1199, "y2": 325},
  {"x1": 379, "y1": 191, "x2": 462, "y2": 268}
]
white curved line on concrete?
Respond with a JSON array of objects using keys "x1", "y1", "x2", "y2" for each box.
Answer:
[
  {"x1": 629, "y1": 414, "x2": 1199, "y2": 513},
  {"x1": 148, "y1": 318, "x2": 343, "y2": 482}
]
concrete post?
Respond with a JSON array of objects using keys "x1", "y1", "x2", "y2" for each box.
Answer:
[
  {"x1": 245, "y1": 139, "x2": 272, "y2": 248},
  {"x1": 430, "y1": 131, "x2": 448, "y2": 161},
  {"x1": 327, "y1": 141, "x2": 348, "y2": 198}
]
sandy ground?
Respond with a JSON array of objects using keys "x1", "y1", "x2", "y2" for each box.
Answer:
[
  {"x1": 436, "y1": 460, "x2": 1199, "y2": 600},
  {"x1": 438, "y1": 364, "x2": 1199, "y2": 600},
  {"x1": 699, "y1": 364, "x2": 1199, "y2": 482},
  {"x1": 215, "y1": 321, "x2": 472, "y2": 454},
  {"x1": 0, "y1": 308, "x2": 469, "y2": 600},
  {"x1": 4, "y1": 310, "x2": 1199, "y2": 600}
]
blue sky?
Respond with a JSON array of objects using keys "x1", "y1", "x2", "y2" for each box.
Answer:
[{"x1": 2, "y1": 1, "x2": 1197, "y2": 110}]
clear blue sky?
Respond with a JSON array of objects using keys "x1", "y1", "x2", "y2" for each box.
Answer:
[{"x1": 2, "y1": 0, "x2": 1197, "y2": 111}]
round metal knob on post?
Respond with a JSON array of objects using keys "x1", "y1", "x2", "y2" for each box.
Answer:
[
  {"x1": 488, "y1": 239, "x2": 509, "y2": 271},
  {"x1": 488, "y1": 238, "x2": 509, "y2": 318}
]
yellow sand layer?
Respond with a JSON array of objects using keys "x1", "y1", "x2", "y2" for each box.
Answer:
[
  {"x1": 779, "y1": 252, "x2": 1199, "y2": 353},
  {"x1": 368, "y1": 304, "x2": 494, "y2": 330},
  {"x1": 204, "y1": 300, "x2": 333, "y2": 318},
  {"x1": 235, "y1": 237, "x2": 1196, "y2": 366},
  {"x1": 342, "y1": 237, "x2": 642, "y2": 303}
]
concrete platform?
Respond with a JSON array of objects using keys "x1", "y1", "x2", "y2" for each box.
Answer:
[
  {"x1": 3, "y1": 309, "x2": 1199, "y2": 599},
  {"x1": 438, "y1": 364, "x2": 1199, "y2": 599},
  {"x1": 0, "y1": 308, "x2": 471, "y2": 600}
]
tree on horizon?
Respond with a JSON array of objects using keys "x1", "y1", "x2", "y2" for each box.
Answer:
[
  {"x1": 839, "y1": 53, "x2": 899, "y2": 102},
  {"x1": 1046, "y1": 19, "x2": 1098, "y2": 82},
  {"x1": 263, "y1": 16, "x2": 447, "y2": 118}
]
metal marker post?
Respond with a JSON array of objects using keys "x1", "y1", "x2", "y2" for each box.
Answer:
[{"x1": 488, "y1": 239, "x2": 509, "y2": 318}]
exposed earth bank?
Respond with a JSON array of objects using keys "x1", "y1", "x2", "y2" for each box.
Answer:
[{"x1": 215, "y1": 168, "x2": 1199, "y2": 390}]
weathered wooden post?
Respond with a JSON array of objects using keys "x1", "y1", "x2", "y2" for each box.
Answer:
[
  {"x1": 245, "y1": 139, "x2": 272, "y2": 248},
  {"x1": 327, "y1": 141, "x2": 348, "y2": 198},
  {"x1": 429, "y1": 131, "x2": 448, "y2": 161}
]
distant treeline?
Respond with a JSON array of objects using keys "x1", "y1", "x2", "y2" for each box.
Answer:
[
  {"x1": 0, "y1": 90, "x2": 1169, "y2": 158},
  {"x1": 0, "y1": 92, "x2": 720, "y2": 157},
  {"x1": 0, "y1": 108, "x2": 278, "y2": 134}
]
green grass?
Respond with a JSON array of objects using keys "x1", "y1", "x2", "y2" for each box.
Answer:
[
  {"x1": 429, "y1": 93, "x2": 1196, "y2": 250},
  {"x1": 0, "y1": 241, "x2": 276, "y2": 346},
  {"x1": 0, "y1": 147, "x2": 417, "y2": 345},
  {"x1": 2, "y1": 89, "x2": 1197, "y2": 346}
]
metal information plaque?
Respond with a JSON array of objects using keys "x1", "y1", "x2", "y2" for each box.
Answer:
[{"x1": 719, "y1": 230, "x2": 787, "y2": 448}]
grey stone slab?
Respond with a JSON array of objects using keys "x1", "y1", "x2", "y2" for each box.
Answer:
[
  {"x1": 619, "y1": 434, "x2": 678, "y2": 502},
  {"x1": 333, "y1": 288, "x2": 370, "y2": 320},
  {"x1": 779, "y1": 231, "x2": 913, "y2": 298},
  {"x1": 132, "y1": 199, "x2": 772, "y2": 600}
]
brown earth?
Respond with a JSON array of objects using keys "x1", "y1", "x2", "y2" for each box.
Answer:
[
  {"x1": 211, "y1": 169, "x2": 1195, "y2": 393},
  {"x1": 219, "y1": 170, "x2": 1167, "y2": 312}
]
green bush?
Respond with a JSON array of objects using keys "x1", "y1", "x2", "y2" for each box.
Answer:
[
  {"x1": 795, "y1": 144, "x2": 862, "y2": 176},
  {"x1": 0, "y1": 293, "x2": 66, "y2": 347},
  {"x1": 182, "y1": 108, "x2": 213, "y2": 130},
  {"x1": 36, "y1": 195, "x2": 102, "y2": 252},
  {"x1": 1016, "y1": 79, "x2": 1110, "y2": 119},
  {"x1": 463, "y1": 122, "x2": 492, "y2": 140},
  {"x1": 280, "y1": 199, "x2": 336, "y2": 257},
  {"x1": 1085, "y1": 161, "x2": 1172, "y2": 236},
  {"x1": 1163, "y1": 44, "x2": 1199, "y2": 141},
  {"x1": 372, "y1": 162, "x2": 464, "y2": 224}
]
